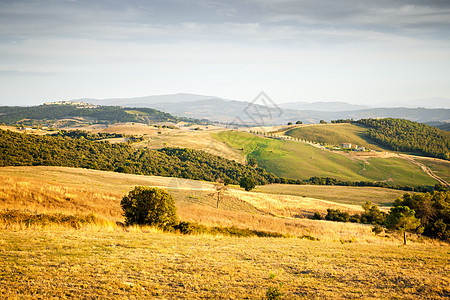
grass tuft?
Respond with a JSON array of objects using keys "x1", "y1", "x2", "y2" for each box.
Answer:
[{"x1": 0, "y1": 210, "x2": 116, "y2": 231}]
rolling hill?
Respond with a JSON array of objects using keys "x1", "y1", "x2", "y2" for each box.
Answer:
[
  {"x1": 285, "y1": 123, "x2": 385, "y2": 150},
  {"x1": 214, "y1": 130, "x2": 439, "y2": 187},
  {"x1": 0, "y1": 104, "x2": 208, "y2": 128},
  {"x1": 1, "y1": 166, "x2": 448, "y2": 299},
  {"x1": 74, "y1": 93, "x2": 450, "y2": 124}
]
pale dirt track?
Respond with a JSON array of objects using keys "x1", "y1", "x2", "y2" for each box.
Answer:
[{"x1": 398, "y1": 154, "x2": 449, "y2": 187}]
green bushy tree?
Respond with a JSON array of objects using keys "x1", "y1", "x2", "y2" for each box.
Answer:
[
  {"x1": 325, "y1": 209, "x2": 350, "y2": 222},
  {"x1": 239, "y1": 176, "x2": 256, "y2": 191},
  {"x1": 121, "y1": 186, "x2": 177, "y2": 227},
  {"x1": 361, "y1": 201, "x2": 386, "y2": 225},
  {"x1": 385, "y1": 206, "x2": 420, "y2": 245}
]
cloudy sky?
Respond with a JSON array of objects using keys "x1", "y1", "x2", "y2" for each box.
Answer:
[{"x1": 1, "y1": 0, "x2": 449, "y2": 106}]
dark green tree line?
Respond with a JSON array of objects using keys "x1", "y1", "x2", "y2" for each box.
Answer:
[
  {"x1": 0, "y1": 129, "x2": 272, "y2": 185},
  {"x1": 357, "y1": 118, "x2": 449, "y2": 160}
]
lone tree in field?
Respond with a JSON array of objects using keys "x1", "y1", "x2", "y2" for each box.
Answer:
[
  {"x1": 121, "y1": 186, "x2": 177, "y2": 227},
  {"x1": 385, "y1": 206, "x2": 420, "y2": 245},
  {"x1": 208, "y1": 180, "x2": 229, "y2": 209},
  {"x1": 240, "y1": 176, "x2": 256, "y2": 191}
]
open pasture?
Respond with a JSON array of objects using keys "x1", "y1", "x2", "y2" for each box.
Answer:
[
  {"x1": 255, "y1": 184, "x2": 405, "y2": 207},
  {"x1": 0, "y1": 166, "x2": 403, "y2": 241},
  {"x1": 284, "y1": 123, "x2": 385, "y2": 150},
  {"x1": 214, "y1": 131, "x2": 438, "y2": 187},
  {"x1": 0, "y1": 229, "x2": 448, "y2": 299}
]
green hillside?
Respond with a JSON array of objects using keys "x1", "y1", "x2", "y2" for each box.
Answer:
[
  {"x1": 285, "y1": 123, "x2": 384, "y2": 150},
  {"x1": 214, "y1": 131, "x2": 438, "y2": 187},
  {"x1": 356, "y1": 118, "x2": 449, "y2": 160},
  {"x1": 0, "y1": 105, "x2": 207, "y2": 127},
  {"x1": 0, "y1": 129, "x2": 274, "y2": 185}
]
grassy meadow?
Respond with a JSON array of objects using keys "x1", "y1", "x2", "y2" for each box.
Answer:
[
  {"x1": 255, "y1": 184, "x2": 406, "y2": 207},
  {"x1": 285, "y1": 123, "x2": 385, "y2": 150},
  {"x1": 1, "y1": 229, "x2": 449, "y2": 299},
  {"x1": 135, "y1": 128, "x2": 246, "y2": 164},
  {"x1": 414, "y1": 157, "x2": 450, "y2": 184},
  {"x1": 214, "y1": 131, "x2": 438, "y2": 187},
  {"x1": 0, "y1": 166, "x2": 449, "y2": 299},
  {"x1": 0, "y1": 166, "x2": 377, "y2": 236}
]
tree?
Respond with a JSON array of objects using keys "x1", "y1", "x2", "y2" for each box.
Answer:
[
  {"x1": 361, "y1": 201, "x2": 386, "y2": 225},
  {"x1": 287, "y1": 122, "x2": 293, "y2": 125},
  {"x1": 385, "y1": 206, "x2": 420, "y2": 245},
  {"x1": 247, "y1": 157, "x2": 257, "y2": 167},
  {"x1": 312, "y1": 212, "x2": 322, "y2": 220},
  {"x1": 325, "y1": 209, "x2": 350, "y2": 222},
  {"x1": 121, "y1": 186, "x2": 177, "y2": 227},
  {"x1": 209, "y1": 180, "x2": 229, "y2": 209},
  {"x1": 240, "y1": 176, "x2": 256, "y2": 191},
  {"x1": 295, "y1": 120, "x2": 302, "y2": 124},
  {"x1": 319, "y1": 120, "x2": 327, "y2": 124}
]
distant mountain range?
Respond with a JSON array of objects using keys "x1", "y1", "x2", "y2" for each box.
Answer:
[
  {"x1": 377, "y1": 97, "x2": 449, "y2": 109},
  {"x1": 279, "y1": 101, "x2": 369, "y2": 111},
  {"x1": 73, "y1": 93, "x2": 449, "y2": 125}
]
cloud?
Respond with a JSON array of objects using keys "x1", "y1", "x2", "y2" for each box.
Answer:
[
  {"x1": 0, "y1": 0, "x2": 449, "y2": 104},
  {"x1": 1, "y1": 0, "x2": 449, "y2": 41},
  {"x1": 0, "y1": 70, "x2": 56, "y2": 77}
]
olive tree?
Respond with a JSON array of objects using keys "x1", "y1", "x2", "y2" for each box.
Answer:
[{"x1": 121, "y1": 186, "x2": 177, "y2": 227}]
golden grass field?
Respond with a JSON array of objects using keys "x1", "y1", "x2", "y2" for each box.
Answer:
[
  {"x1": 136, "y1": 128, "x2": 246, "y2": 164},
  {"x1": 1, "y1": 167, "x2": 449, "y2": 299},
  {"x1": 1, "y1": 229, "x2": 449, "y2": 299},
  {"x1": 255, "y1": 184, "x2": 406, "y2": 208},
  {"x1": 0, "y1": 166, "x2": 380, "y2": 239}
]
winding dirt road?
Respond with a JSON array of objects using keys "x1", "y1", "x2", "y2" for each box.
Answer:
[{"x1": 398, "y1": 154, "x2": 449, "y2": 187}]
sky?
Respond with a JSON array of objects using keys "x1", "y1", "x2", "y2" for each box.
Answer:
[{"x1": 0, "y1": 0, "x2": 449, "y2": 106}]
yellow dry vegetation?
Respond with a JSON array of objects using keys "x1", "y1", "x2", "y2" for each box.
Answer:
[
  {"x1": 137, "y1": 128, "x2": 246, "y2": 163},
  {"x1": 0, "y1": 174, "x2": 123, "y2": 222},
  {"x1": 0, "y1": 229, "x2": 448, "y2": 299},
  {"x1": 0, "y1": 166, "x2": 449, "y2": 299},
  {"x1": 228, "y1": 189, "x2": 363, "y2": 217},
  {"x1": 0, "y1": 166, "x2": 395, "y2": 242}
]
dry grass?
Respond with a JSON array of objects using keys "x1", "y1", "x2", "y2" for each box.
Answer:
[
  {"x1": 136, "y1": 129, "x2": 246, "y2": 163},
  {"x1": 0, "y1": 229, "x2": 448, "y2": 299},
  {"x1": 256, "y1": 184, "x2": 405, "y2": 208},
  {"x1": 0, "y1": 174, "x2": 124, "y2": 222},
  {"x1": 75, "y1": 123, "x2": 164, "y2": 135},
  {"x1": 0, "y1": 166, "x2": 400, "y2": 242},
  {"x1": 176, "y1": 202, "x2": 392, "y2": 244},
  {"x1": 0, "y1": 166, "x2": 448, "y2": 299},
  {"x1": 228, "y1": 189, "x2": 363, "y2": 217}
]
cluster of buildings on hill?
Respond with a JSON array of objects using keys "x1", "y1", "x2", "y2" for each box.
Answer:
[
  {"x1": 341, "y1": 143, "x2": 365, "y2": 151},
  {"x1": 43, "y1": 101, "x2": 98, "y2": 108}
]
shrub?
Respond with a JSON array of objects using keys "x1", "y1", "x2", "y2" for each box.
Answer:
[
  {"x1": 361, "y1": 201, "x2": 386, "y2": 225},
  {"x1": 325, "y1": 209, "x2": 350, "y2": 222},
  {"x1": 312, "y1": 212, "x2": 322, "y2": 220},
  {"x1": 239, "y1": 176, "x2": 256, "y2": 191},
  {"x1": 372, "y1": 224, "x2": 384, "y2": 235},
  {"x1": 265, "y1": 284, "x2": 284, "y2": 300},
  {"x1": 121, "y1": 186, "x2": 177, "y2": 227}
]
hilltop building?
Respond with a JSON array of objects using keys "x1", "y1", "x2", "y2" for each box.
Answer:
[
  {"x1": 43, "y1": 101, "x2": 98, "y2": 108},
  {"x1": 342, "y1": 143, "x2": 352, "y2": 149}
]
